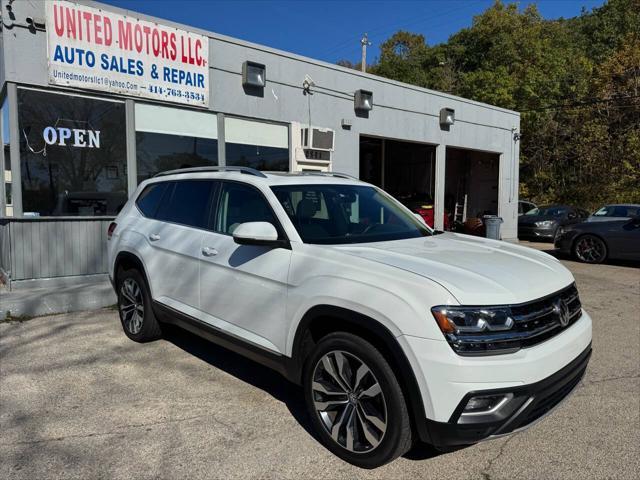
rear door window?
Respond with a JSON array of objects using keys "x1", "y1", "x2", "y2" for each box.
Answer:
[
  {"x1": 156, "y1": 180, "x2": 215, "y2": 229},
  {"x1": 136, "y1": 182, "x2": 169, "y2": 218}
]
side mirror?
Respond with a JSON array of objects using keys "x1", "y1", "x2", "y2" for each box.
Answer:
[
  {"x1": 232, "y1": 222, "x2": 284, "y2": 247},
  {"x1": 567, "y1": 212, "x2": 577, "y2": 220}
]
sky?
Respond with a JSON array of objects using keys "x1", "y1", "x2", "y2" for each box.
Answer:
[{"x1": 102, "y1": 0, "x2": 607, "y2": 65}]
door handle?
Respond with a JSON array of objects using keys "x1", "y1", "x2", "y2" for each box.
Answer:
[
  {"x1": 202, "y1": 246, "x2": 218, "y2": 257},
  {"x1": 148, "y1": 233, "x2": 161, "y2": 241}
]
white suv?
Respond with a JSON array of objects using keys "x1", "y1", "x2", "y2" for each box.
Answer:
[{"x1": 107, "y1": 167, "x2": 592, "y2": 468}]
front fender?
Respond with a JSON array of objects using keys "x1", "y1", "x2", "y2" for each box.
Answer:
[{"x1": 284, "y1": 274, "x2": 447, "y2": 357}]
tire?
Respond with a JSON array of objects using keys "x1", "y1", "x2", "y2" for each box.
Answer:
[
  {"x1": 303, "y1": 332, "x2": 413, "y2": 468},
  {"x1": 573, "y1": 234, "x2": 607, "y2": 264},
  {"x1": 116, "y1": 268, "x2": 162, "y2": 342}
]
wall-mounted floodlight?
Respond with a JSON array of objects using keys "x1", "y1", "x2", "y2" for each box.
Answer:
[
  {"x1": 354, "y1": 90, "x2": 373, "y2": 112},
  {"x1": 242, "y1": 61, "x2": 266, "y2": 88},
  {"x1": 439, "y1": 107, "x2": 455, "y2": 126}
]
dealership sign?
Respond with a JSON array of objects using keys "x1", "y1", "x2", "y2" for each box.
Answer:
[{"x1": 45, "y1": 0, "x2": 209, "y2": 106}]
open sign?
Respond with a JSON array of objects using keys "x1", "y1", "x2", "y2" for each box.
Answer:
[{"x1": 43, "y1": 126, "x2": 101, "y2": 148}]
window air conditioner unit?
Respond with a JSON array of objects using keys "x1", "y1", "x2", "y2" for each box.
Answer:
[{"x1": 301, "y1": 127, "x2": 335, "y2": 152}]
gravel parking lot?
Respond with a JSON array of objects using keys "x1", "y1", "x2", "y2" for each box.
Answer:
[{"x1": 1, "y1": 245, "x2": 639, "y2": 479}]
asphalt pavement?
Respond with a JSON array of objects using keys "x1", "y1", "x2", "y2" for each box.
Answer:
[{"x1": 1, "y1": 245, "x2": 638, "y2": 479}]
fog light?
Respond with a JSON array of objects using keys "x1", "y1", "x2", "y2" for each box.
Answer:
[{"x1": 463, "y1": 393, "x2": 513, "y2": 414}]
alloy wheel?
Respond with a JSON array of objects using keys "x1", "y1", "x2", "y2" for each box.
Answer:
[
  {"x1": 311, "y1": 350, "x2": 387, "y2": 453},
  {"x1": 120, "y1": 278, "x2": 145, "y2": 334},
  {"x1": 575, "y1": 236, "x2": 606, "y2": 263}
]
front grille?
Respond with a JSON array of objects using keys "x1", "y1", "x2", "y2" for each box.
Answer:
[
  {"x1": 450, "y1": 284, "x2": 583, "y2": 355},
  {"x1": 510, "y1": 283, "x2": 582, "y2": 347}
]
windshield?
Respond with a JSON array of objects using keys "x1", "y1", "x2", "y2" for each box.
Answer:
[
  {"x1": 525, "y1": 206, "x2": 568, "y2": 217},
  {"x1": 593, "y1": 205, "x2": 640, "y2": 217},
  {"x1": 271, "y1": 184, "x2": 432, "y2": 244}
]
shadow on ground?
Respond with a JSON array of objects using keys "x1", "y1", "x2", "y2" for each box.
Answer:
[{"x1": 161, "y1": 324, "x2": 444, "y2": 462}]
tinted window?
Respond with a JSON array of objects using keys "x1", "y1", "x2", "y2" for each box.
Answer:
[
  {"x1": 215, "y1": 182, "x2": 278, "y2": 234},
  {"x1": 157, "y1": 180, "x2": 213, "y2": 229},
  {"x1": 525, "y1": 206, "x2": 568, "y2": 217},
  {"x1": 136, "y1": 182, "x2": 168, "y2": 218},
  {"x1": 136, "y1": 132, "x2": 218, "y2": 182},
  {"x1": 226, "y1": 143, "x2": 289, "y2": 171},
  {"x1": 18, "y1": 89, "x2": 127, "y2": 216},
  {"x1": 271, "y1": 184, "x2": 432, "y2": 244}
]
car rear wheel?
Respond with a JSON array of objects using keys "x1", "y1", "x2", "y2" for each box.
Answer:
[
  {"x1": 303, "y1": 332, "x2": 412, "y2": 468},
  {"x1": 116, "y1": 268, "x2": 162, "y2": 342},
  {"x1": 573, "y1": 234, "x2": 607, "y2": 264}
]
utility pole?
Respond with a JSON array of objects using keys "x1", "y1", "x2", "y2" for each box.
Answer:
[{"x1": 360, "y1": 33, "x2": 371, "y2": 72}]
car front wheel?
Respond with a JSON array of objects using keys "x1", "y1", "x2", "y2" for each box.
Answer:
[
  {"x1": 573, "y1": 234, "x2": 607, "y2": 264},
  {"x1": 303, "y1": 332, "x2": 412, "y2": 468}
]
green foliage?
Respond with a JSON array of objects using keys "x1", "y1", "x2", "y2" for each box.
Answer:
[{"x1": 357, "y1": 0, "x2": 640, "y2": 208}]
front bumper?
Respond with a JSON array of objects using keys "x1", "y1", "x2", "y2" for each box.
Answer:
[
  {"x1": 424, "y1": 343, "x2": 591, "y2": 447},
  {"x1": 518, "y1": 225, "x2": 556, "y2": 240},
  {"x1": 554, "y1": 230, "x2": 579, "y2": 253}
]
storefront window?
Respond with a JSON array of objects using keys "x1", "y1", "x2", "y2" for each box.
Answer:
[
  {"x1": 135, "y1": 104, "x2": 218, "y2": 182},
  {"x1": 224, "y1": 117, "x2": 289, "y2": 171},
  {"x1": 2, "y1": 96, "x2": 11, "y2": 214},
  {"x1": 18, "y1": 89, "x2": 127, "y2": 216}
]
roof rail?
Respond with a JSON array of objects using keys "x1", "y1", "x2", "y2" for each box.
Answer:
[
  {"x1": 153, "y1": 166, "x2": 268, "y2": 178},
  {"x1": 296, "y1": 171, "x2": 359, "y2": 180}
]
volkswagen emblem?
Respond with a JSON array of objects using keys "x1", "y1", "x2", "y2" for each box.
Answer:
[{"x1": 553, "y1": 298, "x2": 570, "y2": 327}]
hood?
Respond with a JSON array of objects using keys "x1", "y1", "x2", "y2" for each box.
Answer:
[{"x1": 334, "y1": 233, "x2": 574, "y2": 305}]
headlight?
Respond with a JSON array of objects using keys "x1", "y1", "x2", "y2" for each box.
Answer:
[
  {"x1": 432, "y1": 307, "x2": 514, "y2": 333},
  {"x1": 535, "y1": 220, "x2": 555, "y2": 227},
  {"x1": 432, "y1": 306, "x2": 517, "y2": 356}
]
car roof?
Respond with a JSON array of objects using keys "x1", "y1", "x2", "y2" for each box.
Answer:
[
  {"x1": 599, "y1": 203, "x2": 640, "y2": 208},
  {"x1": 145, "y1": 167, "x2": 367, "y2": 188}
]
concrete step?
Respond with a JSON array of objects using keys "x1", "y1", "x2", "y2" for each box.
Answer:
[{"x1": 0, "y1": 275, "x2": 116, "y2": 320}]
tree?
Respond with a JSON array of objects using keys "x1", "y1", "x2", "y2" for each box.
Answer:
[{"x1": 356, "y1": 0, "x2": 640, "y2": 208}]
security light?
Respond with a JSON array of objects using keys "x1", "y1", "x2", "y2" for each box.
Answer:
[
  {"x1": 354, "y1": 90, "x2": 373, "y2": 112},
  {"x1": 440, "y1": 107, "x2": 455, "y2": 126},
  {"x1": 242, "y1": 61, "x2": 266, "y2": 88}
]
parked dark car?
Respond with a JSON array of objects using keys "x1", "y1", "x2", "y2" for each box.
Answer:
[
  {"x1": 555, "y1": 216, "x2": 640, "y2": 263},
  {"x1": 518, "y1": 205, "x2": 589, "y2": 241},
  {"x1": 586, "y1": 204, "x2": 640, "y2": 222}
]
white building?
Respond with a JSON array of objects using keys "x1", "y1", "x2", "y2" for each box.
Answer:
[{"x1": 0, "y1": 0, "x2": 520, "y2": 284}]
